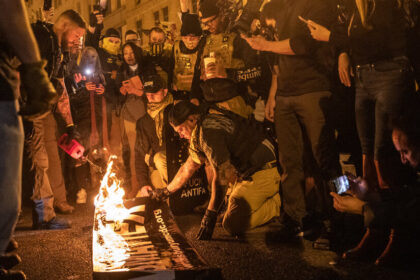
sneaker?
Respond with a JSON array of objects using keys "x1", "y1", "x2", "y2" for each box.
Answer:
[
  {"x1": 55, "y1": 202, "x2": 75, "y2": 214},
  {"x1": 76, "y1": 188, "x2": 87, "y2": 204},
  {"x1": 32, "y1": 217, "x2": 71, "y2": 230},
  {"x1": 0, "y1": 268, "x2": 26, "y2": 280}
]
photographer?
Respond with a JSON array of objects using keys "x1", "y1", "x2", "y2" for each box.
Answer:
[
  {"x1": 331, "y1": 103, "x2": 420, "y2": 267},
  {"x1": 243, "y1": 0, "x2": 342, "y2": 242}
]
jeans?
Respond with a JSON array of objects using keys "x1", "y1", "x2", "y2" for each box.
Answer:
[
  {"x1": 0, "y1": 101, "x2": 23, "y2": 254},
  {"x1": 355, "y1": 57, "x2": 413, "y2": 159}
]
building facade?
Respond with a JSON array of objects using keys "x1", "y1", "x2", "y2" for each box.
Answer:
[{"x1": 26, "y1": 0, "x2": 198, "y2": 45}]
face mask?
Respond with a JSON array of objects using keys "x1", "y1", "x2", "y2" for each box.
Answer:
[
  {"x1": 103, "y1": 37, "x2": 121, "y2": 55},
  {"x1": 150, "y1": 43, "x2": 164, "y2": 57}
]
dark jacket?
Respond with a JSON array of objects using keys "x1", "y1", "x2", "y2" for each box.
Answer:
[
  {"x1": 134, "y1": 105, "x2": 172, "y2": 188},
  {"x1": 0, "y1": 41, "x2": 19, "y2": 101},
  {"x1": 330, "y1": 0, "x2": 408, "y2": 65},
  {"x1": 275, "y1": 0, "x2": 335, "y2": 96}
]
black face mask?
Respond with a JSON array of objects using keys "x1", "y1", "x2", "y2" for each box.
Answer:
[{"x1": 150, "y1": 43, "x2": 164, "y2": 57}]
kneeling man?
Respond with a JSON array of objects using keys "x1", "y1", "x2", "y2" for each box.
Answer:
[{"x1": 151, "y1": 101, "x2": 281, "y2": 240}]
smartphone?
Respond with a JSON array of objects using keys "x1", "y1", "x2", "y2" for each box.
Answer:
[{"x1": 331, "y1": 175, "x2": 350, "y2": 195}]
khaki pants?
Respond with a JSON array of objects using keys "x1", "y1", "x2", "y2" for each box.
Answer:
[
  {"x1": 222, "y1": 167, "x2": 281, "y2": 235},
  {"x1": 152, "y1": 151, "x2": 168, "y2": 189},
  {"x1": 43, "y1": 112, "x2": 67, "y2": 206}
]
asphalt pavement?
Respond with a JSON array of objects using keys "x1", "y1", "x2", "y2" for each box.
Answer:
[{"x1": 12, "y1": 195, "x2": 419, "y2": 280}]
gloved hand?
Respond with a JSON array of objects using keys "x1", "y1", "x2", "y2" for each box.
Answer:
[
  {"x1": 196, "y1": 209, "x2": 218, "y2": 240},
  {"x1": 89, "y1": 11, "x2": 104, "y2": 27},
  {"x1": 19, "y1": 60, "x2": 58, "y2": 121},
  {"x1": 148, "y1": 187, "x2": 171, "y2": 202},
  {"x1": 65, "y1": 125, "x2": 81, "y2": 144}
]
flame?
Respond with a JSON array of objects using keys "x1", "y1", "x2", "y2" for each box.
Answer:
[{"x1": 93, "y1": 156, "x2": 130, "y2": 271}]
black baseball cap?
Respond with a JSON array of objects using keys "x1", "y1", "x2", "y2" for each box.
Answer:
[
  {"x1": 199, "y1": 0, "x2": 219, "y2": 19},
  {"x1": 143, "y1": 74, "x2": 166, "y2": 93},
  {"x1": 104, "y1": 28, "x2": 121, "y2": 39}
]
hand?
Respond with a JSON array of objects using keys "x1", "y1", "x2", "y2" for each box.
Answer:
[
  {"x1": 120, "y1": 86, "x2": 128, "y2": 95},
  {"x1": 241, "y1": 34, "x2": 269, "y2": 52},
  {"x1": 95, "y1": 84, "x2": 105, "y2": 95},
  {"x1": 196, "y1": 209, "x2": 218, "y2": 240},
  {"x1": 140, "y1": 186, "x2": 153, "y2": 197},
  {"x1": 338, "y1": 53, "x2": 353, "y2": 87},
  {"x1": 86, "y1": 82, "x2": 96, "y2": 92},
  {"x1": 265, "y1": 96, "x2": 276, "y2": 122},
  {"x1": 19, "y1": 60, "x2": 58, "y2": 121},
  {"x1": 348, "y1": 176, "x2": 369, "y2": 200},
  {"x1": 74, "y1": 73, "x2": 85, "y2": 84},
  {"x1": 65, "y1": 125, "x2": 81, "y2": 144},
  {"x1": 190, "y1": 98, "x2": 200, "y2": 106},
  {"x1": 299, "y1": 16, "x2": 331, "y2": 42},
  {"x1": 148, "y1": 187, "x2": 171, "y2": 202},
  {"x1": 330, "y1": 192, "x2": 366, "y2": 215},
  {"x1": 111, "y1": 70, "x2": 117, "y2": 80},
  {"x1": 89, "y1": 11, "x2": 104, "y2": 27}
]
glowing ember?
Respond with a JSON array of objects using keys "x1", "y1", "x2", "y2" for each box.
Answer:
[{"x1": 93, "y1": 156, "x2": 130, "y2": 271}]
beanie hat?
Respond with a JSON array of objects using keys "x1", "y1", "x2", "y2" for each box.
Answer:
[{"x1": 181, "y1": 14, "x2": 202, "y2": 36}]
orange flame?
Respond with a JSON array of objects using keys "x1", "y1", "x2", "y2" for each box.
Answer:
[{"x1": 93, "y1": 156, "x2": 130, "y2": 272}]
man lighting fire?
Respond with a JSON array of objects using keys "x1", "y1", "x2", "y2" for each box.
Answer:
[{"x1": 149, "y1": 100, "x2": 281, "y2": 240}]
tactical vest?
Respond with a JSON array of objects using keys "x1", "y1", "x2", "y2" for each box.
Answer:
[
  {"x1": 173, "y1": 41, "x2": 198, "y2": 92},
  {"x1": 202, "y1": 33, "x2": 244, "y2": 69},
  {"x1": 192, "y1": 107, "x2": 266, "y2": 175}
]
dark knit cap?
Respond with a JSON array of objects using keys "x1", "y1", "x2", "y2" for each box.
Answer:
[
  {"x1": 169, "y1": 101, "x2": 200, "y2": 126},
  {"x1": 200, "y1": 78, "x2": 238, "y2": 102},
  {"x1": 181, "y1": 14, "x2": 202, "y2": 36},
  {"x1": 104, "y1": 28, "x2": 121, "y2": 39},
  {"x1": 143, "y1": 74, "x2": 166, "y2": 93},
  {"x1": 199, "y1": 0, "x2": 219, "y2": 19}
]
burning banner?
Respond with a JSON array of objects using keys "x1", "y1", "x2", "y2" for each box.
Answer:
[{"x1": 93, "y1": 157, "x2": 220, "y2": 280}]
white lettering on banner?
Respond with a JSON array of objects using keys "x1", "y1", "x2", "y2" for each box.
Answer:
[
  {"x1": 180, "y1": 187, "x2": 207, "y2": 198},
  {"x1": 153, "y1": 209, "x2": 194, "y2": 269}
]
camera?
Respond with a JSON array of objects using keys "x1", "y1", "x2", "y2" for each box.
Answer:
[{"x1": 222, "y1": 0, "x2": 265, "y2": 35}]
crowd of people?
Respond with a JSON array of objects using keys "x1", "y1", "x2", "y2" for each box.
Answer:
[{"x1": 0, "y1": 0, "x2": 420, "y2": 278}]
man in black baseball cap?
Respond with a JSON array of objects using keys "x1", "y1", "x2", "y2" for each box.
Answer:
[{"x1": 132, "y1": 74, "x2": 174, "y2": 197}]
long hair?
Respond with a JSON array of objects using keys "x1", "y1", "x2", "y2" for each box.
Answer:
[
  {"x1": 120, "y1": 42, "x2": 155, "y2": 78},
  {"x1": 78, "y1": 46, "x2": 106, "y2": 85},
  {"x1": 349, "y1": 0, "x2": 376, "y2": 34}
]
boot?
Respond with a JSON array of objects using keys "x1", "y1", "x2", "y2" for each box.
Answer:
[
  {"x1": 342, "y1": 228, "x2": 388, "y2": 261},
  {"x1": 0, "y1": 268, "x2": 26, "y2": 280},
  {"x1": 32, "y1": 217, "x2": 71, "y2": 230}
]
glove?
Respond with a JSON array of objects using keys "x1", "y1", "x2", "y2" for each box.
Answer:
[
  {"x1": 196, "y1": 209, "x2": 218, "y2": 240},
  {"x1": 148, "y1": 187, "x2": 171, "y2": 202},
  {"x1": 65, "y1": 125, "x2": 81, "y2": 144},
  {"x1": 19, "y1": 60, "x2": 58, "y2": 121}
]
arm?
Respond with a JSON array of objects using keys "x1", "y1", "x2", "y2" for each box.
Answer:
[
  {"x1": 207, "y1": 161, "x2": 236, "y2": 211},
  {"x1": 265, "y1": 65, "x2": 278, "y2": 122},
  {"x1": 0, "y1": 0, "x2": 41, "y2": 63},
  {"x1": 56, "y1": 79, "x2": 74, "y2": 125},
  {"x1": 166, "y1": 156, "x2": 202, "y2": 193},
  {"x1": 241, "y1": 36, "x2": 295, "y2": 56}
]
